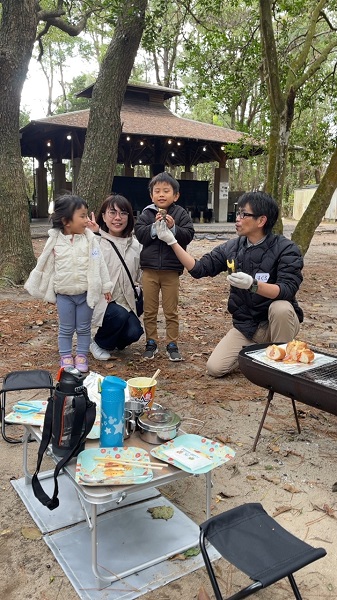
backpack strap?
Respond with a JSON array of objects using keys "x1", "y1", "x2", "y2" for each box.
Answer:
[
  {"x1": 32, "y1": 388, "x2": 96, "y2": 510},
  {"x1": 107, "y1": 239, "x2": 140, "y2": 301}
]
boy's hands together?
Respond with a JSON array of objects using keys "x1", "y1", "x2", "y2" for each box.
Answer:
[
  {"x1": 155, "y1": 220, "x2": 177, "y2": 245},
  {"x1": 227, "y1": 272, "x2": 253, "y2": 289}
]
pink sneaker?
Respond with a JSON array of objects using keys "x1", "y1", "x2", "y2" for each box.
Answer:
[
  {"x1": 75, "y1": 354, "x2": 89, "y2": 372},
  {"x1": 60, "y1": 355, "x2": 74, "y2": 368}
]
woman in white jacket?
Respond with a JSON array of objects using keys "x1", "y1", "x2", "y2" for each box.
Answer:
[
  {"x1": 88, "y1": 194, "x2": 144, "y2": 360},
  {"x1": 24, "y1": 194, "x2": 112, "y2": 372}
]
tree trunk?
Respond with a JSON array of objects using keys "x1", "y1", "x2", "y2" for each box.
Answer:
[
  {"x1": 76, "y1": 0, "x2": 148, "y2": 212},
  {"x1": 0, "y1": 1, "x2": 38, "y2": 285},
  {"x1": 292, "y1": 147, "x2": 337, "y2": 256}
]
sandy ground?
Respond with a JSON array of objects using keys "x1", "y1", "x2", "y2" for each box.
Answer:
[{"x1": 1, "y1": 225, "x2": 337, "y2": 599}]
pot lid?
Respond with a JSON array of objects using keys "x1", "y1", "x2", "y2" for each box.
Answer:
[{"x1": 138, "y1": 407, "x2": 181, "y2": 431}]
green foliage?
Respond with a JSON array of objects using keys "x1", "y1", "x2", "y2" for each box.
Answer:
[
  {"x1": 178, "y1": 1, "x2": 263, "y2": 124},
  {"x1": 19, "y1": 108, "x2": 31, "y2": 128},
  {"x1": 53, "y1": 74, "x2": 95, "y2": 113}
]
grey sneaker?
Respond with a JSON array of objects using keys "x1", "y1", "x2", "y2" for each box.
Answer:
[
  {"x1": 166, "y1": 342, "x2": 182, "y2": 362},
  {"x1": 143, "y1": 339, "x2": 158, "y2": 359},
  {"x1": 90, "y1": 340, "x2": 111, "y2": 360}
]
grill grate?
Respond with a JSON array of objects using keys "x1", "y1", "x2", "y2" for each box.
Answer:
[{"x1": 297, "y1": 360, "x2": 337, "y2": 390}]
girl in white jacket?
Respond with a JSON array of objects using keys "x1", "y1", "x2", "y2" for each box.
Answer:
[{"x1": 24, "y1": 194, "x2": 112, "y2": 372}]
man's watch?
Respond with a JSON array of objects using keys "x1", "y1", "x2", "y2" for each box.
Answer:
[{"x1": 249, "y1": 278, "x2": 258, "y2": 293}]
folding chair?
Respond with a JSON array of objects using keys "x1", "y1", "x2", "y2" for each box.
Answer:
[
  {"x1": 199, "y1": 502, "x2": 326, "y2": 600},
  {"x1": 0, "y1": 369, "x2": 54, "y2": 443}
]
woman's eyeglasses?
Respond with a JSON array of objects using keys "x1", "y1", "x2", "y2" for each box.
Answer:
[
  {"x1": 106, "y1": 209, "x2": 129, "y2": 219},
  {"x1": 236, "y1": 211, "x2": 257, "y2": 219}
]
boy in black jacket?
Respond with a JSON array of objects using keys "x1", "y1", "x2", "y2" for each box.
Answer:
[{"x1": 134, "y1": 172, "x2": 194, "y2": 361}]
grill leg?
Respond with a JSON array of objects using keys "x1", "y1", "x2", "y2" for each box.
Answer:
[
  {"x1": 291, "y1": 397, "x2": 301, "y2": 434},
  {"x1": 253, "y1": 389, "x2": 274, "y2": 452}
]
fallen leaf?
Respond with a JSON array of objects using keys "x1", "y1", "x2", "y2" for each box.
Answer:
[
  {"x1": 0, "y1": 528, "x2": 13, "y2": 536},
  {"x1": 147, "y1": 506, "x2": 174, "y2": 520},
  {"x1": 170, "y1": 546, "x2": 200, "y2": 561},
  {"x1": 283, "y1": 483, "x2": 301, "y2": 494},
  {"x1": 21, "y1": 526, "x2": 41, "y2": 540},
  {"x1": 216, "y1": 491, "x2": 236, "y2": 501},
  {"x1": 272, "y1": 506, "x2": 292, "y2": 517},
  {"x1": 262, "y1": 474, "x2": 281, "y2": 485},
  {"x1": 215, "y1": 434, "x2": 232, "y2": 444},
  {"x1": 198, "y1": 585, "x2": 211, "y2": 600}
]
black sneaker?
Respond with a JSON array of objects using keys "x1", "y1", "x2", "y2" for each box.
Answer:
[
  {"x1": 143, "y1": 339, "x2": 158, "y2": 359},
  {"x1": 166, "y1": 342, "x2": 183, "y2": 362}
]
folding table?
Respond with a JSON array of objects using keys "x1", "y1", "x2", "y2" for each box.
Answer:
[{"x1": 20, "y1": 424, "x2": 214, "y2": 589}]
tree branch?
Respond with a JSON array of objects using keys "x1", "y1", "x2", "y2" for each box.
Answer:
[
  {"x1": 319, "y1": 10, "x2": 337, "y2": 31},
  {"x1": 36, "y1": 4, "x2": 96, "y2": 61},
  {"x1": 259, "y1": 0, "x2": 284, "y2": 113}
]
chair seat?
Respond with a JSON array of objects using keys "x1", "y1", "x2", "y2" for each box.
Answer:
[
  {"x1": 1, "y1": 369, "x2": 54, "y2": 443},
  {"x1": 199, "y1": 503, "x2": 326, "y2": 600}
]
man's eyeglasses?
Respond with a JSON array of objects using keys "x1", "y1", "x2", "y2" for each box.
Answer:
[
  {"x1": 106, "y1": 209, "x2": 129, "y2": 219},
  {"x1": 236, "y1": 211, "x2": 257, "y2": 220}
]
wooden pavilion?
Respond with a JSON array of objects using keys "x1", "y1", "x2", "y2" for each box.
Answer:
[{"x1": 20, "y1": 81, "x2": 262, "y2": 221}]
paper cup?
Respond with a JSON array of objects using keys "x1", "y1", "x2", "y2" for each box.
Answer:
[{"x1": 127, "y1": 377, "x2": 157, "y2": 408}]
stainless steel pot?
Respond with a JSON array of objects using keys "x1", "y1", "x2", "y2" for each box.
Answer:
[
  {"x1": 125, "y1": 400, "x2": 162, "y2": 430},
  {"x1": 137, "y1": 407, "x2": 181, "y2": 444}
]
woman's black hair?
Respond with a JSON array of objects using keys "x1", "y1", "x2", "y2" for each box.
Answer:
[
  {"x1": 96, "y1": 194, "x2": 134, "y2": 237},
  {"x1": 237, "y1": 191, "x2": 279, "y2": 234},
  {"x1": 51, "y1": 194, "x2": 88, "y2": 231}
]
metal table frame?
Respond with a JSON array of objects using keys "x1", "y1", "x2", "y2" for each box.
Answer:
[{"x1": 22, "y1": 426, "x2": 212, "y2": 588}]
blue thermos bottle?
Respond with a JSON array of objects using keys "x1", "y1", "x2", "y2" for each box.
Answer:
[{"x1": 99, "y1": 376, "x2": 127, "y2": 447}]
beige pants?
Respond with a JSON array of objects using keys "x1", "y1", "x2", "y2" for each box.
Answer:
[
  {"x1": 142, "y1": 269, "x2": 180, "y2": 344},
  {"x1": 206, "y1": 300, "x2": 301, "y2": 378}
]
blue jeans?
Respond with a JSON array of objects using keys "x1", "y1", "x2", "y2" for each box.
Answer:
[
  {"x1": 94, "y1": 302, "x2": 144, "y2": 351},
  {"x1": 56, "y1": 293, "x2": 93, "y2": 356}
]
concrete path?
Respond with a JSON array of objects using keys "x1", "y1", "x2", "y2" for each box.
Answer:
[{"x1": 30, "y1": 217, "x2": 337, "y2": 239}]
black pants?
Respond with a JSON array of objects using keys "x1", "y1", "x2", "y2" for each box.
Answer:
[{"x1": 94, "y1": 302, "x2": 144, "y2": 351}]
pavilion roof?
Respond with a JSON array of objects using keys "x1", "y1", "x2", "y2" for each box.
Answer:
[{"x1": 20, "y1": 82, "x2": 262, "y2": 165}]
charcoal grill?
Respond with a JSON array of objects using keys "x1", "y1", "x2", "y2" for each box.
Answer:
[{"x1": 238, "y1": 343, "x2": 337, "y2": 451}]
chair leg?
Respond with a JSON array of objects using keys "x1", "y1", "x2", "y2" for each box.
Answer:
[
  {"x1": 1, "y1": 407, "x2": 22, "y2": 444},
  {"x1": 288, "y1": 574, "x2": 303, "y2": 600},
  {"x1": 200, "y1": 532, "x2": 263, "y2": 600},
  {"x1": 252, "y1": 389, "x2": 274, "y2": 451},
  {"x1": 200, "y1": 531, "x2": 224, "y2": 600}
]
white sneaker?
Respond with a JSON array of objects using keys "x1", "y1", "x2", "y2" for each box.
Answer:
[{"x1": 90, "y1": 341, "x2": 111, "y2": 360}]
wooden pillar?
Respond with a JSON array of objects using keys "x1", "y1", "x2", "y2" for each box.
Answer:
[
  {"x1": 124, "y1": 166, "x2": 134, "y2": 176},
  {"x1": 151, "y1": 139, "x2": 165, "y2": 176},
  {"x1": 213, "y1": 167, "x2": 229, "y2": 222},
  {"x1": 72, "y1": 157, "x2": 81, "y2": 191},
  {"x1": 180, "y1": 171, "x2": 194, "y2": 180},
  {"x1": 150, "y1": 163, "x2": 165, "y2": 176},
  {"x1": 53, "y1": 162, "x2": 67, "y2": 198},
  {"x1": 35, "y1": 165, "x2": 49, "y2": 218}
]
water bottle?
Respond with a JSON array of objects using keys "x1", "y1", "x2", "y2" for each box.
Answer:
[
  {"x1": 99, "y1": 376, "x2": 127, "y2": 447},
  {"x1": 52, "y1": 367, "x2": 87, "y2": 456}
]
